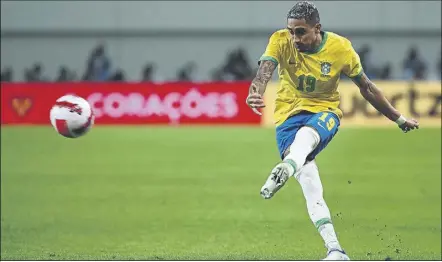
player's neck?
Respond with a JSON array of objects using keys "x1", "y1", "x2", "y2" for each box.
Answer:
[
  {"x1": 302, "y1": 31, "x2": 325, "y2": 54},
  {"x1": 312, "y1": 32, "x2": 323, "y2": 50}
]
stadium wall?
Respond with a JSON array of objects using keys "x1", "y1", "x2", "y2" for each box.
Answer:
[
  {"x1": 2, "y1": 36, "x2": 441, "y2": 82},
  {"x1": 2, "y1": 1, "x2": 441, "y2": 81},
  {"x1": 2, "y1": 1, "x2": 440, "y2": 32},
  {"x1": 0, "y1": 82, "x2": 260, "y2": 125},
  {"x1": 262, "y1": 81, "x2": 442, "y2": 128},
  {"x1": 1, "y1": 82, "x2": 440, "y2": 127}
]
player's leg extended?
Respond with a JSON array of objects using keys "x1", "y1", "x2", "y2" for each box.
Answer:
[
  {"x1": 260, "y1": 112, "x2": 316, "y2": 199},
  {"x1": 259, "y1": 126, "x2": 319, "y2": 198},
  {"x1": 296, "y1": 160, "x2": 349, "y2": 260},
  {"x1": 260, "y1": 111, "x2": 340, "y2": 199}
]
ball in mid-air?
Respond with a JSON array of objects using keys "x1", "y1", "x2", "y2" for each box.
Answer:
[{"x1": 50, "y1": 95, "x2": 94, "y2": 138}]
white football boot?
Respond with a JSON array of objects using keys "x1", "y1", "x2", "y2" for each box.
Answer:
[
  {"x1": 322, "y1": 249, "x2": 350, "y2": 261},
  {"x1": 260, "y1": 162, "x2": 294, "y2": 199}
]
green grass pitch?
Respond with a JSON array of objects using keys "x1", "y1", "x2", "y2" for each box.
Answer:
[{"x1": 1, "y1": 126, "x2": 440, "y2": 260}]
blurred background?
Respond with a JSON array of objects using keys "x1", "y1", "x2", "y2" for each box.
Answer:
[
  {"x1": 1, "y1": 1, "x2": 441, "y2": 261},
  {"x1": 1, "y1": 1, "x2": 441, "y2": 82}
]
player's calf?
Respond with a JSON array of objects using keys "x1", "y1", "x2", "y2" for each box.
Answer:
[{"x1": 298, "y1": 161, "x2": 346, "y2": 258}]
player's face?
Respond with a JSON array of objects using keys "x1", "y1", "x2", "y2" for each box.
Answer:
[{"x1": 287, "y1": 18, "x2": 321, "y2": 52}]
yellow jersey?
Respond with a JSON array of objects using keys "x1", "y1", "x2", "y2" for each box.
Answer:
[{"x1": 260, "y1": 30, "x2": 363, "y2": 126}]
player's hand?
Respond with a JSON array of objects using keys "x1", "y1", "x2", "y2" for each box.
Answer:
[
  {"x1": 399, "y1": 118, "x2": 419, "y2": 133},
  {"x1": 246, "y1": 92, "x2": 265, "y2": 116},
  {"x1": 246, "y1": 84, "x2": 265, "y2": 116}
]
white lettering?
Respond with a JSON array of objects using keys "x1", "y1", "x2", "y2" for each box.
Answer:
[
  {"x1": 220, "y1": 92, "x2": 238, "y2": 118},
  {"x1": 205, "y1": 93, "x2": 220, "y2": 118},
  {"x1": 143, "y1": 94, "x2": 164, "y2": 117},
  {"x1": 181, "y1": 88, "x2": 203, "y2": 119},
  {"x1": 163, "y1": 92, "x2": 181, "y2": 121},
  {"x1": 104, "y1": 93, "x2": 126, "y2": 118},
  {"x1": 126, "y1": 93, "x2": 145, "y2": 116},
  {"x1": 85, "y1": 89, "x2": 239, "y2": 122},
  {"x1": 87, "y1": 93, "x2": 103, "y2": 118}
]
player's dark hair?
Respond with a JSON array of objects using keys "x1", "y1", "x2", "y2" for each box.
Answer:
[{"x1": 287, "y1": 1, "x2": 320, "y2": 26}]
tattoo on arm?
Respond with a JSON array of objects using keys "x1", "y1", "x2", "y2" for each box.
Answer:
[
  {"x1": 352, "y1": 72, "x2": 401, "y2": 121},
  {"x1": 250, "y1": 60, "x2": 276, "y2": 95}
]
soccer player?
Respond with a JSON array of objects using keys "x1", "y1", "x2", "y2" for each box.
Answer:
[{"x1": 246, "y1": 1, "x2": 419, "y2": 260}]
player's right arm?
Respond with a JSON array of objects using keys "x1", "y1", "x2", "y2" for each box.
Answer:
[
  {"x1": 246, "y1": 32, "x2": 280, "y2": 115},
  {"x1": 246, "y1": 61, "x2": 277, "y2": 115}
]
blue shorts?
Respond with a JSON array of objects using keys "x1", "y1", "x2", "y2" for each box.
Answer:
[{"x1": 276, "y1": 111, "x2": 340, "y2": 161}]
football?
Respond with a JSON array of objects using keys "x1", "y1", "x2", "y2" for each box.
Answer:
[{"x1": 50, "y1": 95, "x2": 94, "y2": 138}]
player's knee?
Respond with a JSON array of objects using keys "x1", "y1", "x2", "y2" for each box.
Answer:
[{"x1": 283, "y1": 148, "x2": 290, "y2": 158}]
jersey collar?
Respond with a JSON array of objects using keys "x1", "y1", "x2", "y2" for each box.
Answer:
[{"x1": 303, "y1": 31, "x2": 328, "y2": 55}]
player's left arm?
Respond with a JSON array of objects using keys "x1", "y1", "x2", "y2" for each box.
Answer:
[
  {"x1": 352, "y1": 72, "x2": 419, "y2": 133},
  {"x1": 343, "y1": 43, "x2": 419, "y2": 133}
]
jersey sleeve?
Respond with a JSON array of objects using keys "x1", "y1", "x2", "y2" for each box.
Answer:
[
  {"x1": 342, "y1": 43, "x2": 363, "y2": 80},
  {"x1": 258, "y1": 32, "x2": 281, "y2": 66}
]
